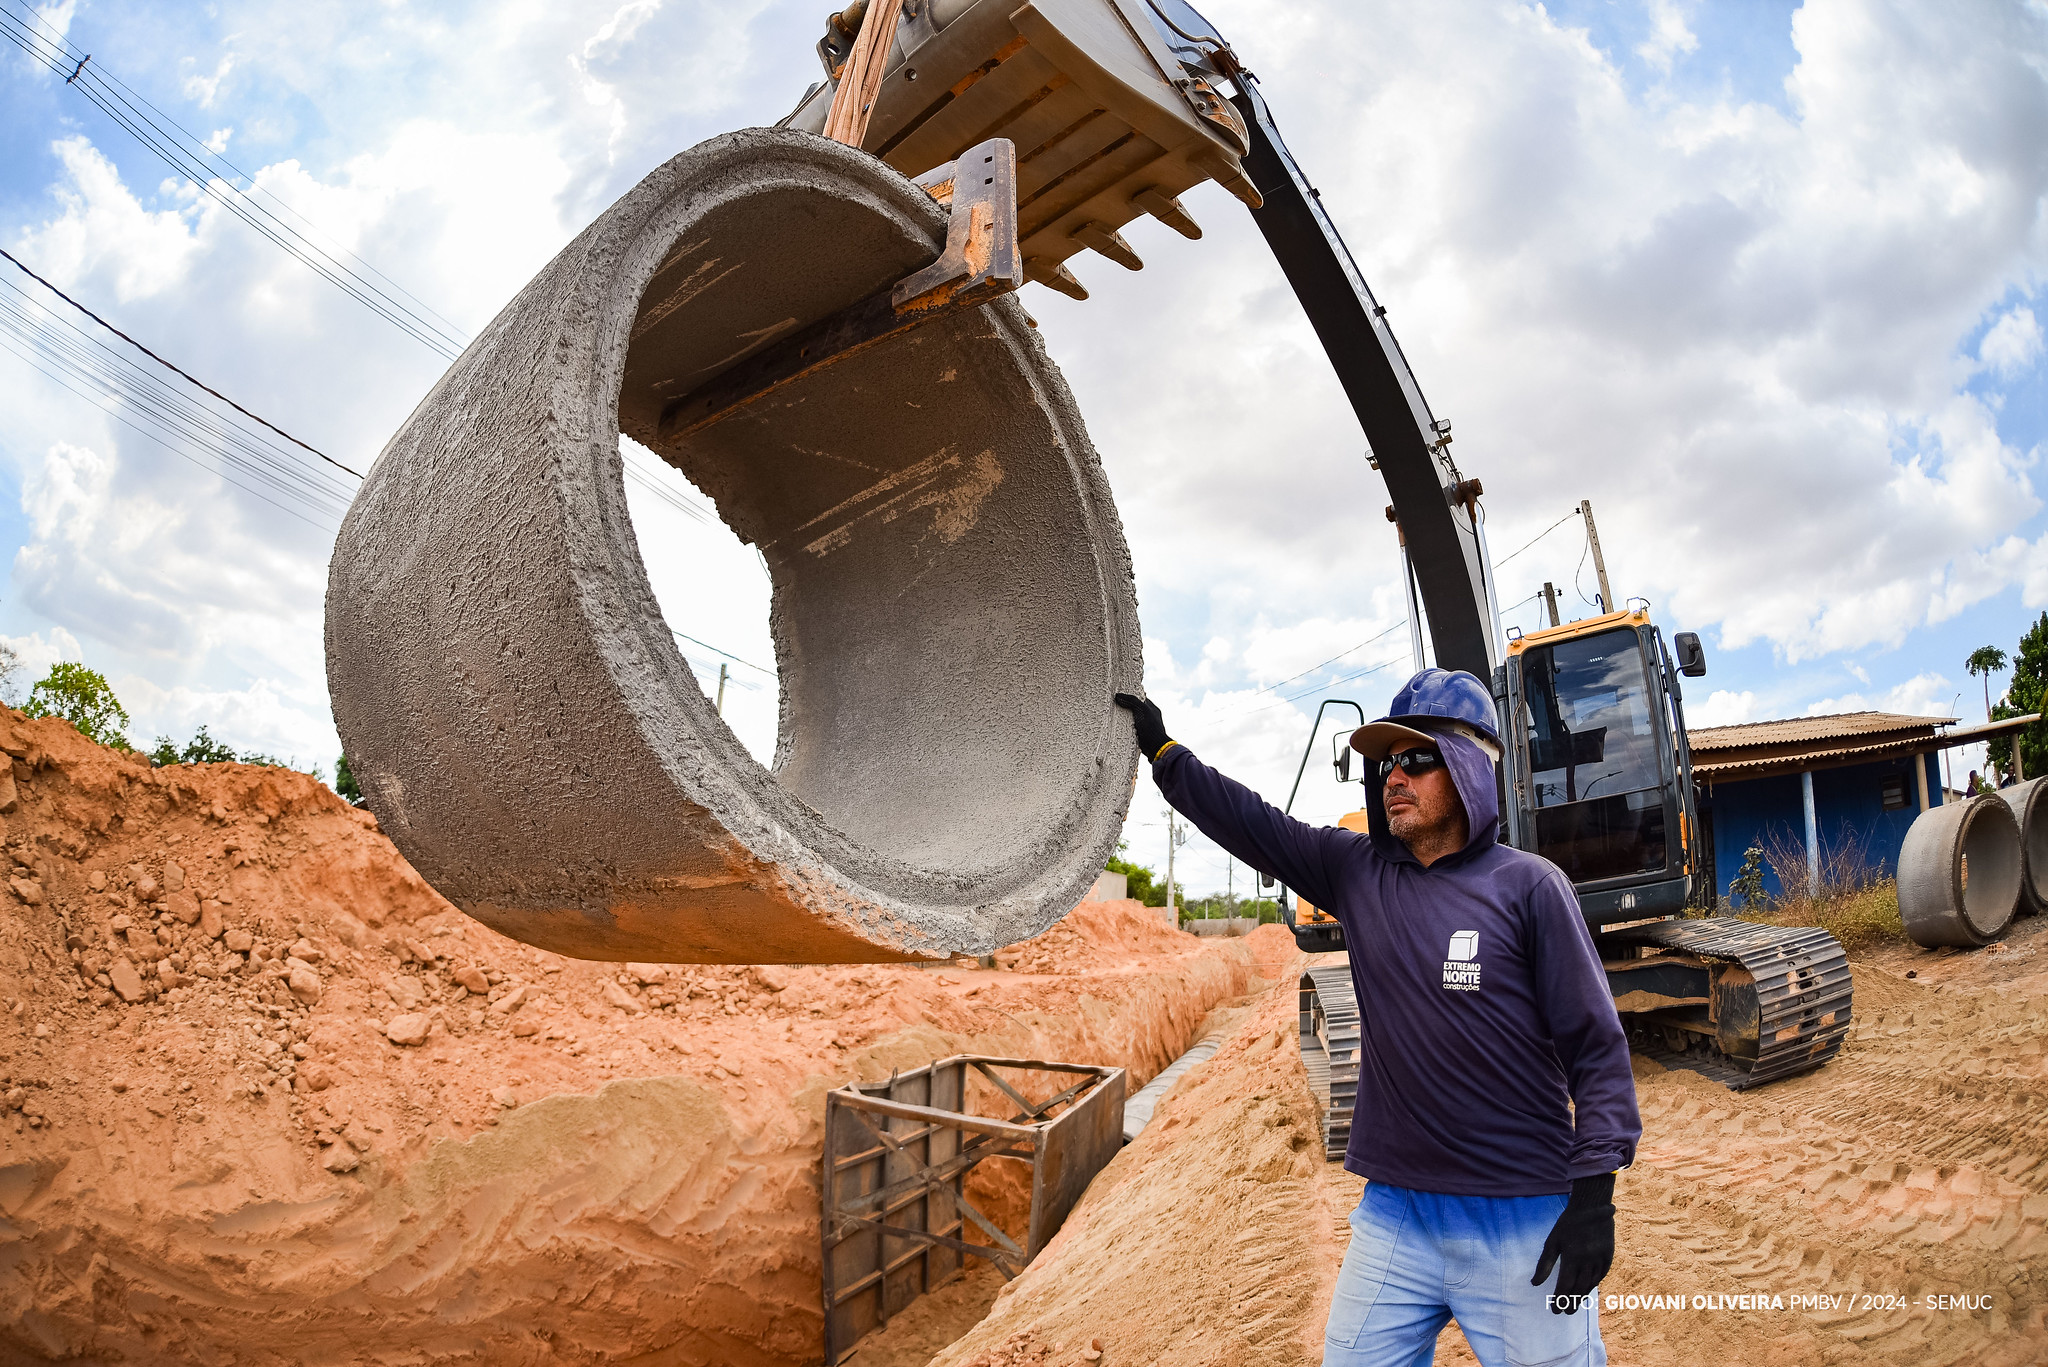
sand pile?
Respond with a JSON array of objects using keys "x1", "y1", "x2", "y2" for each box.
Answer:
[
  {"x1": 912, "y1": 920, "x2": 2048, "y2": 1367},
  {"x1": 924, "y1": 981, "x2": 1332, "y2": 1367},
  {"x1": 0, "y1": 710, "x2": 1277, "y2": 1365}
]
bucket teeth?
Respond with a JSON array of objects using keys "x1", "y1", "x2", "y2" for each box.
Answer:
[
  {"x1": 1133, "y1": 187, "x2": 1201, "y2": 240},
  {"x1": 1073, "y1": 221, "x2": 1143, "y2": 272},
  {"x1": 1025, "y1": 257, "x2": 1089, "y2": 301}
]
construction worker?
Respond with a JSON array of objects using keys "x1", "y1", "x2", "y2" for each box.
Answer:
[{"x1": 1115, "y1": 669, "x2": 1639, "y2": 1367}]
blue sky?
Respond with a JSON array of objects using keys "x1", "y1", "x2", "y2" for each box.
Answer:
[{"x1": 2, "y1": 0, "x2": 2044, "y2": 899}]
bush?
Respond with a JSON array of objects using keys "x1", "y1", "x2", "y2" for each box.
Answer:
[
  {"x1": 1106, "y1": 854, "x2": 1164, "y2": 907},
  {"x1": 1730, "y1": 823, "x2": 1905, "y2": 949},
  {"x1": 150, "y1": 725, "x2": 242, "y2": 767},
  {"x1": 1728, "y1": 845, "x2": 1766, "y2": 909},
  {"x1": 336, "y1": 754, "x2": 365, "y2": 805},
  {"x1": 23, "y1": 662, "x2": 130, "y2": 749}
]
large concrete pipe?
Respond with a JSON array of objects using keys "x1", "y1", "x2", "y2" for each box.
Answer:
[
  {"x1": 1998, "y1": 776, "x2": 2048, "y2": 915},
  {"x1": 1897, "y1": 793, "x2": 2022, "y2": 948},
  {"x1": 325, "y1": 129, "x2": 1143, "y2": 964}
]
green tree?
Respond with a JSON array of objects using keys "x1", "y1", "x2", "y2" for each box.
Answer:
[
  {"x1": 335, "y1": 754, "x2": 366, "y2": 806},
  {"x1": 150, "y1": 724, "x2": 242, "y2": 767},
  {"x1": 1105, "y1": 854, "x2": 1164, "y2": 907},
  {"x1": 22, "y1": 662, "x2": 130, "y2": 749},
  {"x1": 1989, "y1": 614, "x2": 2048, "y2": 783},
  {"x1": 1967, "y1": 646, "x2": 2009, "y2": 724}
]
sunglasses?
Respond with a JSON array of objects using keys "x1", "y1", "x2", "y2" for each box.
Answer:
[{"x1": 1378, "y1": 749, "x2": 1445, "y2": 780}]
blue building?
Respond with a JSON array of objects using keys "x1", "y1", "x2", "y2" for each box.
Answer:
[{"x1": 1690, "y1": 711, "x2": 2036, "y2": 906}]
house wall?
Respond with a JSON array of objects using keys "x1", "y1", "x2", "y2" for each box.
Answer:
[{"x1": 1698, "y1": 753, "x2": 1931, "y2": 905}]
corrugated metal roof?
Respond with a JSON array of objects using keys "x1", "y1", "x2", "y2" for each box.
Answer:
[
  {"x1": 1688, "y1": 710, "x2": 2040, "y2": 783},
  {"x1": 1688, "y1": 711, "x2": 1953, "y2": 753}
]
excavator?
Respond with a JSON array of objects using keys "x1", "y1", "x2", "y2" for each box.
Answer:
[{"x1": 776, "y1": 0, "x2": 1854, "y2": 1160}]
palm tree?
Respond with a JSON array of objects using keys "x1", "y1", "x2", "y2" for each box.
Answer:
[{"x1": 1967, "y1": 646, "x2": 2009, "y2": 724}]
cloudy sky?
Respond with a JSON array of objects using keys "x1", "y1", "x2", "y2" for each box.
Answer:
[{"x1": 2, "y1": 0, "x2": 2044, "y2": 899}]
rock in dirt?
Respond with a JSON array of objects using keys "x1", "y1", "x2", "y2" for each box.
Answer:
[
  {"x1": 488, "y1": 984, "x2": 528, "y2": 1016},
  {"x1": 199, "y1": 902, "x2": 223, "y2": 939},
  {"x1": 385, "y1": 1013, "x2": 431, "y2": 1046},
  {"x1": 453, "y1": 964, "x2": 488, "y2": 994},
  {"x1": 602, "y1": 982, "x2": 643, "y2": 1015},
  {"x1": 163, "y1": 861, "x2": 185, "y2": 892},
  {"x1": 224, "y1": 928, "x2": 253, "y2": 953},
  {"x1": 288, "y1": 964, "x2": 323, "y2": 1005},
  {"x1": 107, "y1": 959, "x2": 146, "y2": 1003},
  {"x1": 322, "y1": 1145, "x2": 360, "y2": 1174}
]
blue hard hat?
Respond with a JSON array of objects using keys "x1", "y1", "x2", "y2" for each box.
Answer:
[{"x1": 1349, "y1": 668, "x2": 1502, "y2": 761}]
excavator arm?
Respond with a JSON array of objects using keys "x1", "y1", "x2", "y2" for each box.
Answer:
[{"x1": 1220, "y1": 58, "x2": 1500, "y2": 681}]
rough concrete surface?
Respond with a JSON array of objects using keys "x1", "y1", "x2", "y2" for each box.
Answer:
[{"x1": 326, "y1": 128, "x2": 1143, "y2": 964}]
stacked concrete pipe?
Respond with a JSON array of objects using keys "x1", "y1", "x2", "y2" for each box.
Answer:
[
  {"x1": 1897, "y1": 794, "x2": 2022, "y2": 947},
  {"x1": 1998, "y1": 776, "x2": 2048, "y2": 915},
  {"x1": 325, "y1": 129, "x2": 1144, "y2": 964}
]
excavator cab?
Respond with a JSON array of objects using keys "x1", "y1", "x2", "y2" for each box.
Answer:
[{"x1": 1501, "y1": 605, "x2": 1703, "y2": 928}]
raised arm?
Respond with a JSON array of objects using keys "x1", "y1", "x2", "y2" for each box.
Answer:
[{"x1": 1115, "y1": 693, "x2": 1352, "y2": 912}]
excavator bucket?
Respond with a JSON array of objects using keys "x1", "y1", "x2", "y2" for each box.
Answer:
[
  {"x1": 784, "y1": 0, "x2": 1260, "y2": 299},
  {"x1": 326, "y1": 129, "x2": 1143, "y2": 964}
]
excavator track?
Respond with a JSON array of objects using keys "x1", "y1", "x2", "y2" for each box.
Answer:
[
  {"x1": 1612, "y1": 917, "x2": 1852, "y2": 1090},
  {"x1": 1298, "y1": 959, "x2": 1360, "y2": 1162}
]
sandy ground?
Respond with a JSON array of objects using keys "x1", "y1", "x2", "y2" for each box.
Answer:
[
  {"x1": 6, "y1": 702, "x2": 2043, "y2": 1366},
  {"x1": 0, "y1": 710, "x2": 1291, "y2": 1365},
  {"x1": 913, "y1": 917, "x2": 2048, "y2": 1367}
]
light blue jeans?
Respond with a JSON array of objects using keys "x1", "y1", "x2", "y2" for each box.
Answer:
[{"x1": 1323, "y1": 1182, "x2": 1606, "y2": 1367}]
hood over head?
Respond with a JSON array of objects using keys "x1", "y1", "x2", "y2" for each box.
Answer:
[{"x1": 1360, "y1": 725, "x2": 1500, "y2": 867}]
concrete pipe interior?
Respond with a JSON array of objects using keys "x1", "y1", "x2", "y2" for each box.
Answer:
[
  {"x1": 325, "y1": 131, "x2": 1142, "y2": 963},
  {"x1": 2002, "y1": 777, "x2": 2048, "y2": 913},
  {"x1": 1957, "y1": 799, "x2": 2023, "y2": 940},
  {"x1": 615, "y1": 194, "x2": 1102, "y2": 882}
]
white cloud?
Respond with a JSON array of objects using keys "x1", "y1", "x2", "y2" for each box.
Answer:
[
  {"x1": 0, "y1": 626, "x2": 82, "y2": 703},
  {"x1": 17, "y1": 139, "x2": 199, "y2": 301},
  {"x1": 1636, "y1": 0, "x2": 1700, "y2": 72},
  {"x1": 182, "y1": 52, "x2": 235, "y2": 109},
  {"x1": 3, "y1": 0, "x2": 2047, "y2": 844},
  {"x1": 1979, "y1": 306, "x2": 2043, "y2": 377},
  {"x1": 1803, "y1": 670, "x2": 1959, "y2": 719},
  {"x1": 1689, "y1": 689, "x2": 1758, "y2": 727}
]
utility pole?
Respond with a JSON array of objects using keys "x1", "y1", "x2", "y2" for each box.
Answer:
[
  {"x1": 715, "y1": 663, "x2": 729, "y2": 716},
  {"x1": 1541, "y1": 581, "x2": 1561, "y2": 628},
  {"x1": 1580, "y1": 499, "x2": 1613, "y2": 612},
  {"x1": 1164, "y1": 810, "x2": 1186, "y2": 927},
  {"x1": 1171, "y1": 811, "x2": 1187, "y2": 930}
]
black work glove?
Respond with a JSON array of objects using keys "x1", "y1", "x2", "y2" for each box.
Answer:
[
  {"x1": 1532, "y1": 1172, "x2": 1615, "y2": 1313},
  {"x1": 1112, "y1": 692, "x2": 1174, "y2": 761}
]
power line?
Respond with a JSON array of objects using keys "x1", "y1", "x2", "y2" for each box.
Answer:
[
  {"x1": 1493, "y1": 510, "x2": 1580, "y2": 569},
  {"x1": 0, "y1": 4, "x2": 468, "y2": 361},
  {"x1": 0, "y1": 326, "x2": 336, "y2": 530},
  {"x1": 0, "y1": 246, "x2": 360, "y2": 479},
  {"x1": 1235, "y1": 619, "x2": 1407, "y2": 705},
  {"x1": 0, "y1": 282, "x2": 353, "y2": 521},
  {"x1": 669, "y1": 629, "x2": 776, "y2": 677}
]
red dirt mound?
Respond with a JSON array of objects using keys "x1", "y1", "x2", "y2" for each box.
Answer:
[{"x1": 0, "y1": 710, "x2": 1279, "y2": 1365}]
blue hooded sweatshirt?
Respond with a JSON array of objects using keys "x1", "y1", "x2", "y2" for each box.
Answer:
[{"x1": 1153, "y1": 732, "x2": 1640, "y2": 1196}]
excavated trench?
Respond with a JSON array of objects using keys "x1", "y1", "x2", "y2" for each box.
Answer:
[{"x1": 326, "y1": 128, "x2": 1142, "y2": 965}]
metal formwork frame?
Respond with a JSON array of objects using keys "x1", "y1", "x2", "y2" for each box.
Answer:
[{"x1": 821, "y1": 1055, "x2": 1125, "y2": 1365}]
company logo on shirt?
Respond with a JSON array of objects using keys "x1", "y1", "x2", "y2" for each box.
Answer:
[{"x1": 1443, "y1": 930, "x2": 1481, "y2": 991}]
